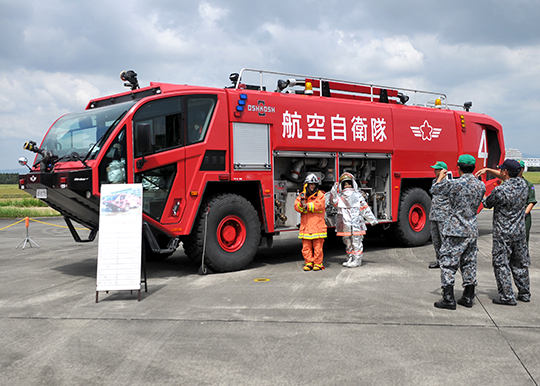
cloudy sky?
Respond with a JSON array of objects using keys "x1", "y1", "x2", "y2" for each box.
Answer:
[{"x1": 1, "y1": 0, "x2": 539, "y2": 172}]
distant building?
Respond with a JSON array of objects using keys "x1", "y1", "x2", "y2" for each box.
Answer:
[
  {"x1": 522, "y1": 158, "x2": 540, "y2": 171},
  {"x1": 504, "y1": 148, "x2": 540, "y2": 171},
  {"x1": 505, "y1": 148, "x2": 522, "y2": 159}
]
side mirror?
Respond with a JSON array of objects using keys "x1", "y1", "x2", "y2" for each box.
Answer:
[{"x1": 18, "y1": 156, "x2": 31, "y2": 170}]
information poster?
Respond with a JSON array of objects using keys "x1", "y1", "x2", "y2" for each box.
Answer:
[{"x1": 96, "y1": 184, "x2": 143, "y2": 292}]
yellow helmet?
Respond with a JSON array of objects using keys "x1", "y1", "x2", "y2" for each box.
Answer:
[{"x1": 339, "y1": 172, "x2": 354, "y2": 183}]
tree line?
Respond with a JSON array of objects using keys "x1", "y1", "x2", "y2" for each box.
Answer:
[{"x1": 0, "y1": 173, "x2": 19, "y2": 184}]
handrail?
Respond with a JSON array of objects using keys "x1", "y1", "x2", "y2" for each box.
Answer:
[{"x1": 235, "y1": 68, "x2": 450, "y2": 109}]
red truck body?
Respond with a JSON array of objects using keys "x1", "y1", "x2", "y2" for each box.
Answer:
[{"x1": 19, "y1": 69, "x2": 504, "y2": 271}]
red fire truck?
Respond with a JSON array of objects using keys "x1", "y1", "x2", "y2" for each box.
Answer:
[{"x1": 19, "y1": 69, "x2": 504, "y2": 272}]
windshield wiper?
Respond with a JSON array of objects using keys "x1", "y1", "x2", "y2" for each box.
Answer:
[
  {"x1": 69, "y1": 152, "x2": 90, "y2": 168},
  {"x1": 83, "y1": 112, "x2": 127, "y2": 163}
]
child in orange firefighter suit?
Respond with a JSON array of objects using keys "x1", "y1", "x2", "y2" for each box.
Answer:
[
  {"x1": 294, "y1": 173, "x2": 327, "y2": 271},
  {"x1": 328, "y1": 172, "x2": 378, "y2": 268}
]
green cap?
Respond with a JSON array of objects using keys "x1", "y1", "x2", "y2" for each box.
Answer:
[
  {"x1": 457, "y1": 154, "x2": 476, "y2": 165},
  {"x1": 518, "y1": 159, "x2": 525, "y2": 168},
  {"x1": 430, "y1": 161, "x2": 448, "y2": 170}
]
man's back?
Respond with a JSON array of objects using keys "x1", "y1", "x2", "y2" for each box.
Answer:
[
  {"x1": 484, "y1": 177, "x2": 528, "y2": 239},
  {"x1": 442, "y1": 174, "x2": 485, "y2": 237}
]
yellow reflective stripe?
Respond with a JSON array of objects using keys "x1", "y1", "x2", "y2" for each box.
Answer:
[{"x1": 298, "y1": 232, "x2": 328, "y2": 239}]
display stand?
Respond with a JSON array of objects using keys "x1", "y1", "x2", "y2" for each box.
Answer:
[{"x1": 16, "y1": 217, "x2": 39, "y2": 249}]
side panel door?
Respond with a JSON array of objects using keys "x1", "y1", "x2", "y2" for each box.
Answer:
[{"x1": 132, "y1": 96, "x2": 186, "y2": 225}]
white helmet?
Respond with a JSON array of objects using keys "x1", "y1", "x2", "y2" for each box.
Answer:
[{"x1": 304, "y1": 173, "x2": 320, "y2": 184}]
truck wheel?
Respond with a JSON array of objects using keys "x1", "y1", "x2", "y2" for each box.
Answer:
[
  {"x1": 386, "y1": 187, "x2": 431, "y2": 247},
  {"x1": 184, "y1": 194, "x2": 261, "y2": 272}
]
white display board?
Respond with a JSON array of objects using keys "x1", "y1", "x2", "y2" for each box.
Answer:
[{"x1": 96, "y1": 184, "x2": 143, "y2": 292}]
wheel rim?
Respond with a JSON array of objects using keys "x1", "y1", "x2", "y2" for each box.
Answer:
[
  {"x1": 216, "y1": 215, "x2": 247, "y2": 252},
  {"x1": 408, "y1": 204, "x2": 426, "y2": 232}
]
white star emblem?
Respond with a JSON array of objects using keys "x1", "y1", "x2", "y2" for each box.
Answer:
[{"x1": 410, "y1": 120, "x2": 442, "y2": 141}]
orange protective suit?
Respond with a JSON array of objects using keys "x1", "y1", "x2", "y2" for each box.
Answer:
[{"x1": 294, "y1": 190, "x2": 327, "y2": 265}]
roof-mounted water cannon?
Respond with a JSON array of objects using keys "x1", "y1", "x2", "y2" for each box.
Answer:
[
  {"x1": 229, "y1": 73, "x2": 240, "y2": 88},
  {"x1": 397, "y1": 92, "x2": 409, "y2": 105},
  {"x1": 276, "y1": 78, "x2": 297, "y2": 93},
  {"x1": 463, "y1": 101, "x2": 472, "y2": 112},
  {"x1": 120, "y1": 70, "x2": 139, "y2": 90}
]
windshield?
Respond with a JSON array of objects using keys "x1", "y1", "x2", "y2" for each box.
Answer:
[{"x1": 39, "y1": 101, "x2": 136, "y2": 162}]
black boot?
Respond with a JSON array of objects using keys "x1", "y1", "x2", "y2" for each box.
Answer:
[
  {"x1": 428, "y1": 261, "x2": 440, "y2": 269},
  {"x1": 434, "y1": 286, "x2": 456, "y2": 310},
  {"x1": 457, "y1": 285, "x2": 475, "y2": 308}
]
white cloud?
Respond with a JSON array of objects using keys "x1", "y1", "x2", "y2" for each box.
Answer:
[
  {"x1": 330, "y1": 35, "x2": 425, "y2": 81},
  {"x1": 198, "y1": 2, "x2": 228, "y2": 23}
]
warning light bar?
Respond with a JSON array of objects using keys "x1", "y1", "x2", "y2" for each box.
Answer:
[{"x1": 235, "y1": 93, "x2": 248, "y2": 117}]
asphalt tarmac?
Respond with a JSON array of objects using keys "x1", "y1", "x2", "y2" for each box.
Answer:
[{"x1": 1, "y1": 208, "x2": 539, "y2": 386}]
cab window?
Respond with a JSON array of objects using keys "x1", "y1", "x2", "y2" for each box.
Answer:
[
  {"x1": 133, "y1": 97, "x2": 183, "y2": 157},
  {"x1": 186, "y1": 95, "x2": 217, "y2": 145},
  {"x1": 135, "y1": 164, "x2": 177, "y2": 221},
  {"x1": 98, "y1": 127, "x2": 127, "y2": 185}
]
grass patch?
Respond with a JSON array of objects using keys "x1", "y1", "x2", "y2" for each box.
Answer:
[
  {"x1": 0, "y1": 184, "x2": 29, "y2": 199},
  {"x1": 0, "y1": 184, "x2": 60, "y2": 218},
  {"x1": 0, "y1": 197, "x2": 48, "y2": 207},
  {"x1": 0, "y1": 207, "x2": 60, "y2": 218},
  {"x1": 524, "y1": 172, "x2": 540, "y2": 184}
]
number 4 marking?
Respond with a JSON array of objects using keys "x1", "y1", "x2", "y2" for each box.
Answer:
[{"x1": 478, "y1": 129, "x2": 488, "y2": 167}]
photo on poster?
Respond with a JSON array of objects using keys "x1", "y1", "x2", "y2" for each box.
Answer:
[{"x1": 100, "y1": 187, "x2": 142, "y2": 215}]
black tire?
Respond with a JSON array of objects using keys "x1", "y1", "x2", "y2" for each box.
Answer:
[
  {"x1": 386, "y1": 187, "x2": 431, "y2": 247},
  {"x1": 184, "y1": 194, "x2": 261, "y2": 272}
]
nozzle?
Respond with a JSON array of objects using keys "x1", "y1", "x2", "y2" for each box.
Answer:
[
  {"x1": 23, "y1": 141, "x2": 44, "y2": 155},
  {"x1": 120, "y1": 70, "x2": 139, "y2": 90}
]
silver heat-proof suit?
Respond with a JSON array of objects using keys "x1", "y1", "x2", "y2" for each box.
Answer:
[{"x1": 328, "y1": 178, "x2": 377, "y2": 267}]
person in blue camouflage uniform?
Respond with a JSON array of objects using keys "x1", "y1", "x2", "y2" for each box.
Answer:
[
  {"x1": 483, "y1": 159, "x2": 530, "y2": 305},
  {"x1": 476, "y1": 159, "x2": 536, "y2": 245},
  {"x1": 431, "y1": 154, "x2": 485, "y2": 310},
  {"x1": 428, "y1": 161, "x2": 451, "y2": 269}
]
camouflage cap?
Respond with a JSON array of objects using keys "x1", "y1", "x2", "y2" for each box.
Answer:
[{"x1": 457, "y1": 154, "x2": 476, "y2": 165}]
